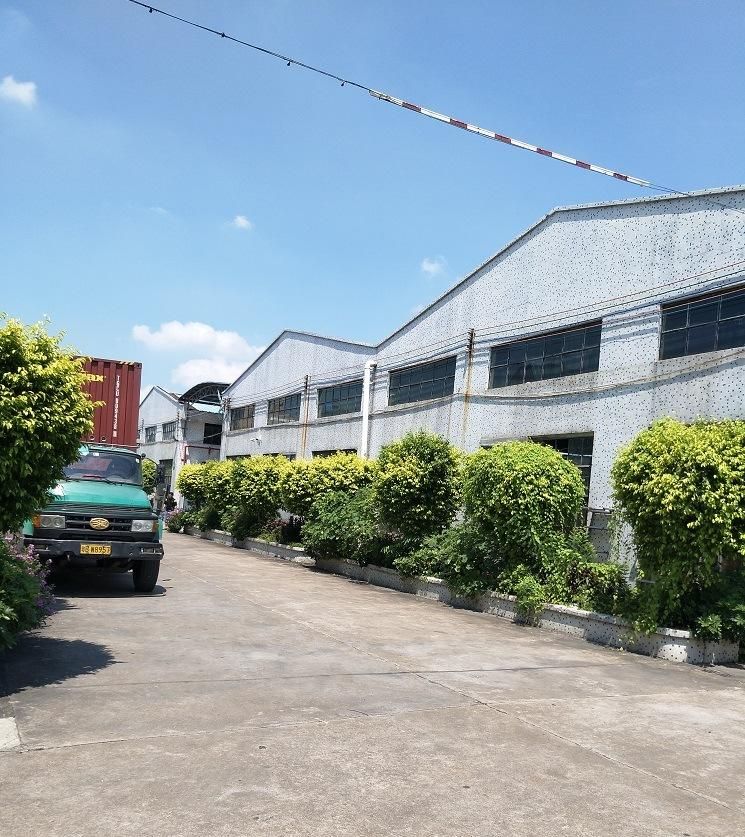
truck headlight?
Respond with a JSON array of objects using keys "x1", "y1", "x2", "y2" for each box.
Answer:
[
  {"x1": 33, "y1": 514, "x2": 65, "y2": 529},
  {"x1": 131, "y1": 519, "x2": 157, "y2": 533}
]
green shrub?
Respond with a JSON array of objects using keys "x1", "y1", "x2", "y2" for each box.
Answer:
[
  {"x1": 394, "y1": 524, "x2": 495, "y2": 597},
  {"x1": 302, "y1": 487, "x2": 390, "y2": 565},
  {"x1": 221, "y1": 455, "x2": 291, "y2": 540},
  {"x1": 141, "y1": 458, "x2": 156, "y2": 495},
  {"x1": 510, "y1": 568, "x2": 546, "y2": 621},
  {"x1": 612, "y1": 418, "x2": 745, "y2": 631},
  {"x1": 0, "y1": 536, "x2": 53, "y2": 649},
  {"x1": 463, "y1": 442, "x2": 585, "y2": 573},
  {"x1": 166, "y1": 512, "x2": 187, "y2": 533},
  {"x1": 375, "y1": 430, "x2": 461, "y2": 554},
  {"x1": 542, "y1": 531, "x2": 629, "y2": 614},
  {"x1": 279, "y1": 453, "x2": 378, "y2": 518}
]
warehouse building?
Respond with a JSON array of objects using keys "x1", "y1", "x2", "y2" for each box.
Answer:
[
  {"x1": 221, "y1": 186, "x2": 745, "y2": 532},
  {"x1": 138, "y1": 382, "x2": 227, "y2": 497}
]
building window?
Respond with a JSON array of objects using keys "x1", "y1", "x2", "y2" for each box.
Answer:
[
  {"x1": 203, "y1": 423, "x2": 222, "y2": 446},
  {"x1": 532, "y1": 435, "x2": 594, "y2": 497},
  {"x1": 161, "y1": 421, "x2": 177, "y2": 441},
  {"x1": 267, "y1": 392, "x2": 302, "y2": 424},
  {"x1": 317, "y1": 380, "x2": 363, "y2": 418},
  {"x1": 489, "y1": 322, "x2": 601, "y2": 389},
  {"x1": 312, "y1": 449, "x2": 357, "y2": 458},
  {"x1": 229, "y1": 404, "x2": 254, "y2": 431},
  {"x1": 388, "y1": 356, "x2": 457, "y2": 406},
  {"x1": 144, "y1": 425, "x2": 156, "y2": 444},
  {"x1": 660, "y1": 286, "x2": 745, "y2": 360}
]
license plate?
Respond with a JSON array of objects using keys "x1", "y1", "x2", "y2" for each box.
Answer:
[{"x1": 80, "y1": 544, "x2": 112, "y2": 556}]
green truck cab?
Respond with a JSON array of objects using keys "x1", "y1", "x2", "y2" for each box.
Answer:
[{"x1": 22, "y1": 444, "x2": 164, "y2": 593}]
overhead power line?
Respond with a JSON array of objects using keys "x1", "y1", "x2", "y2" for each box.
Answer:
[{"x1": 127, "y1": 1, "x2": 745, "y2": 215}]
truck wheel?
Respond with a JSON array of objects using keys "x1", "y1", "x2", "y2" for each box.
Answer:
[{"x1": 132, "y1": 561, "x2": 160, "y2": 593}]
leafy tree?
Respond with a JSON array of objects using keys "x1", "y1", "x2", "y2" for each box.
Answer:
[
  {"x1": 0, "y1": 317, "x2": 94, "y2": 532},
  {"x1": 375, "y1": 430, "x2": 461, "y2": 553}
]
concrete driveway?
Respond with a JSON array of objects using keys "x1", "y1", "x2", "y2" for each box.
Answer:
[{"x1": 1, "y1": 533, "x2": 745, "y2": 837}]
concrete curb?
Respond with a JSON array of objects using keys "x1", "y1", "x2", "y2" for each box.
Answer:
[{"x1": 181, "y1": 527, "x2": 739, "y2": 665}]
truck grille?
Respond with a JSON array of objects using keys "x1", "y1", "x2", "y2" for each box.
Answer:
[{"x1": 64, "y1": 515, "x2": 136, "y2": 540}]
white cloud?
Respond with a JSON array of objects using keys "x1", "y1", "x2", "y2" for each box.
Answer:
[
  {"x1": 231, "y1": 214, "x2": 253, "y2": 230},
  {"x1": 0, "y1": 74, "x2": 37, "y2": 107},
  {"x1": 148, "y1": 205, "x2": 171, "y2": 216},
  {"x1": 132, "y1": 321, "x2": 264, "y2": 390},
  {"x1": 132, "y1": 321, "x2": 260, "y2": 357},
  {"x1": 171, "y1": 357, "x2": 258, "y2": 388},
  {"x1": 420, "y1": 255, "x2": 446, "y2": 277}
]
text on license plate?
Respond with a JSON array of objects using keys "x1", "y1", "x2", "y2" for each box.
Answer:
[{"x1": 80, "y1": 544, "x2": 112, "y2": 556}]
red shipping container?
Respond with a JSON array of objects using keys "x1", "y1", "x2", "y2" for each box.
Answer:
[{"x1": 79, "y1": 358, "x2": 142, "y2": 448}]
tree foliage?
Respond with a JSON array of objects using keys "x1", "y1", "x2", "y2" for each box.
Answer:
[
  {"x1": 0, "y1": 317, "x2": 94, "y2": 532},
  {"x1": 612, "y1": 417, "x2": 745, "y2": 632},
  {"x1": 141, "y1": 458, "x2": 156, "y2": 495}
]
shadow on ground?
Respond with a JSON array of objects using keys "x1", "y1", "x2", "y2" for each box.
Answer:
[
  {"x1": 1, "y1": 636, "x2": 117, "y2": 697},
  {"x1": 49, "y1": 568, "x2": 166, "y2": 599}
]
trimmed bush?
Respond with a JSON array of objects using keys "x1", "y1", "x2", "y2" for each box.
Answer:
[
  {"x1": 176, "y1": 463, "x2": 210, "y2": 510},
  {"x1": 302, "y1": 488, "x2": 390, "y2": 565},
  {"x1": 463, "y1": 441, "x2": 585, "y2": 572},
  {"x1": 141, "y1": 458, "x2": 156, "y2": 495},
  {"x1": 375, "y1": 430, "x2": 461, "y2": 554},
  {"x1": 612, "y1": 417, "x2": 745, "y2": 633},
  {"x1": 279, "y1": 453, "x2": 378, "y2": 518}
]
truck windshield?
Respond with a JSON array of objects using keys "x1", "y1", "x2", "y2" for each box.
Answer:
[{"x1": 63, "y1": 450, "x2": 142, "y2": 486}]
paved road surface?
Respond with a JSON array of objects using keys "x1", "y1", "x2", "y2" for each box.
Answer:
[{"x1": 2, "y1": 533, "x2": 745, "y2": 836}]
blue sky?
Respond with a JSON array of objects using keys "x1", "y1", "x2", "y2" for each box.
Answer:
[{"x1": 2, "y1": 1, "x2": 744, "y2": 395}]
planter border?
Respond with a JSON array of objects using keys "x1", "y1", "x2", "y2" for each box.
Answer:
[{"x1": 181, "y1": 527, "x2": 738, "y2": 666}]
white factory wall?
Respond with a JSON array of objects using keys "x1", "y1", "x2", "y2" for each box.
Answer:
[
  {"x1": 222, "y1": 331, "x2": 374, "y2": 459},
  {"x1": 367, "y1": 188, "x2": 745, "y2": 508},
  {"x1": 209, "y1": 187, "x2": 745, "y2": 513}
]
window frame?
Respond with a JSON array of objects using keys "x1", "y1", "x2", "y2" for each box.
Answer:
[
  {"x1": 317, "y1": 379, "x2": 364, "y2": 418},
  {"x1": 144, "y1": 425, "x2": 156, "y2": 444},
  {"x1": 660, "y1": 284, "x2": 745, "y2": 360},
  {"x1": 388, "y1": 355, "x2": 457, "y2": 407},
  {"x1": 161, "y1": 421, "x2": 177, "y2": 442},
  {"x1": 489, "y1": 321, "x2": 602, "y2": 390},
  {"x1": 229, "y1": 404, "x2": 255, "y2": 432},
  {"x1": 203, "y1": 423, "x2": 222, "y2": 446},
  {"x1": 531, "y1": 434, "x2": 594, "y2": 499},
  {"x1": 267, "y1": 392, "x2": 302, "y2": 425}
]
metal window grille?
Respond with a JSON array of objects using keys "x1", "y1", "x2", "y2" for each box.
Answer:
[
  {"x1": 388, "y1": 356, "x2": 457, "y2": 406},
  {"x1": 660, "y1": 285, "x2": 745, "y2": 360},
  {"x1": 145, "y1": 425, "x2": 156, "y2": 444},
  {"x1": 267, "y1": 392, "x2": 302, "y2": 425},
  {"x1": 161, "y1": 421, "x2": 177, "y2": 441},
  {"x1": 489, "y1": 322, "x2": 601, "y2": 389},
  {"x1": 317, "y1": 380, "x2": 363, "y2": 418},
  {"x1": 229, "y1": 404, "x2": 255, "y2": 431}
]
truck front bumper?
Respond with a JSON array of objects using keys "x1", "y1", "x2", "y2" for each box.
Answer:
[{"x1": 24, "y1": 538, "x2": 163, "y2": 565}]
